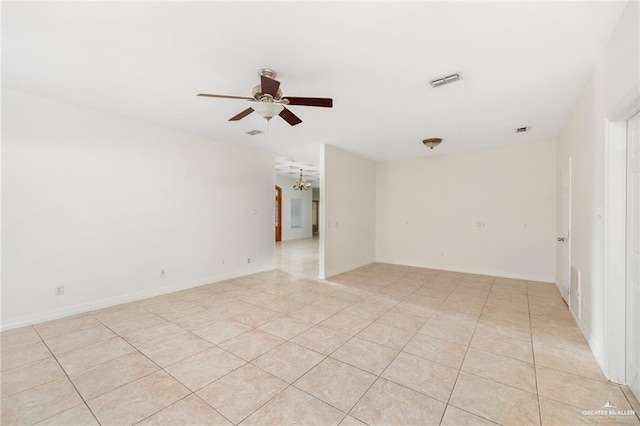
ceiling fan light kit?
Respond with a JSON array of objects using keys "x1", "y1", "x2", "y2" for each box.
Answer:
[
  {"x1": 423, "y1": 138, "x2": 443, "y2": 150},
  {"x1": 197, "y1": 68, "x2": 333, "y2": 126},
  {"x1": 250, "y1": 102, "x2": 284, "y2": 121}
]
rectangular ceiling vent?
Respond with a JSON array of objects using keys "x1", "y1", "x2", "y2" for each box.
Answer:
[
  {"x1": 246, "y1": 129, "x2": 262, "y2": 136},
  {"x1": 430, "y1": 73, "x2": 461, "y2": 88},
  {"x1": 515, "y1": 126, "x2": 531, "y2": 133}
]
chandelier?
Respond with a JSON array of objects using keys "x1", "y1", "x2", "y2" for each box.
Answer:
[{"x1": 293, "y1": 169, "x2": 311, "y2": 191}]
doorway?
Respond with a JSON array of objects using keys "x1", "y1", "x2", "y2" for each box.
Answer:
[
  {"x1": 274, "y1": 156, "x2": 320, "y2": 278},
  {"x1": 275, "y1": 186, "x2": 282, "y2": 242}
]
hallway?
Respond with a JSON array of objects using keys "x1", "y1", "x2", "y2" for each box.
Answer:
[{"x1": 276, "y1": 237, "x2": 319, "y2": 278}]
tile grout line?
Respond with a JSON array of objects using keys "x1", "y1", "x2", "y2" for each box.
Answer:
[
  {"x1": 98, "y1": 320, "x2": 250, "y2": 426},
  {"x1": 169, "y1": 285, "x2": 369, "y2": 425},
  {"x1": 227, "y1": 300, "x2": 382, "y2": 425},
  {"x1": 337, "y1": 273, "x2": 428, "y2": 423},
  {"x1": 302, "y1": 274, "x2": 405, "y2": 419},
  {"x1": 436, "y1": 278, "x2": 493, "y2": 425},
  {"x1": 30, "y1": 325, "x2": 102, "y2": 426},
  {"x1": 130, "y1": 393, "x2": 194, "y2": 426},
  {"x1": 526, "y1": 283, "x2": 544, "y2": 426},
  {"x1": 620, "y1": 387, "x2": 640, "y2": 421},
  {"x1": 280, "y1": 271, "x2": 415, "y2": 424},
  {"x1": 81, "y1": 317, "x2": 230, "y2": 425},
  {"x1": 325, "y1": 274, "x2": 490, "y2": 424},
  {"x1": 83, "y1": 319, "x2": 200, "y2": 423}
]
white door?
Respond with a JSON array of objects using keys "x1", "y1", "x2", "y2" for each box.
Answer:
[
  {"x1": 627, "y1": 111, "x2": 640, "y2": 399},
  {"x1": 559, "y1": 159, "x2": 572, "y2": 303}
]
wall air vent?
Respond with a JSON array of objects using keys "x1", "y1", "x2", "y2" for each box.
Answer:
[
  {"x1": 515, "y1": 126, "x2": 531, "y2": 133},
  {"x1": 246, "y1": 129, "x2": 262, "y2": 136},
  {"x1": 430, "y1": 73, "x2": 461, "y2": 88}
]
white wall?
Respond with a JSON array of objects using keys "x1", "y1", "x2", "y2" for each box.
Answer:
[
  {"x1": 556, "y1": 1, "x2": 639, "y2": 373},
  {"x1": 376, "y1": 141, "x2": 557, "y2": 282},
  {"x1": 275, "y1": 176, "x2": 312, "y2": 241},
  {"x1": 1, "y1": 88, "x2": 275, "y2": 330},
  {"x1": 320, "y1": 145, "x2": 375, "y2": 278}
]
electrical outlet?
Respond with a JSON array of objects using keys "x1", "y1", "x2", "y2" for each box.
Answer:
[
  {"x1": 55, "y1": 286, "x2": 64, "y2": 296},
  {"x1": 161, "y1": 269, "x2": 166, "y2": 277},
  {"x1": 247, "y1": 258, "x2": 251, "y2": 264}
]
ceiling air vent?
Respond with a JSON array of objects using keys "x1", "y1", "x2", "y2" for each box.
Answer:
[
  {"x1": 430, "y1": 73, "x2": 461, "y2": 88},
  {"x1": 246, "y1": 129, "x2": 262, "y2": 136},
  {"x1": 515, "y1": 126, "x2": 531, "y2": 133}
]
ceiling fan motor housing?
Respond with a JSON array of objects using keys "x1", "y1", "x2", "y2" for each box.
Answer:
[{"x1": 252, "y1": 85, "x2": 283, "y2": 101}]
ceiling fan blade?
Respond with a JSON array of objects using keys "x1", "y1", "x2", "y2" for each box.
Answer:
[
  {"x1": 261, "y1": 75, "x2": 281, "y2": 97},
  {"x1": 279, "y1": 107, "x2": 302, "y2": 126},
  {"x1": 198, "y1": 93, "x2": 254, "y2": 100},
  {"x1": 229, "y1": 107, "x2": 254, "y2": 121},
  {"x1": 284, "y1": 97, "x2": 333, "y2": 108}
]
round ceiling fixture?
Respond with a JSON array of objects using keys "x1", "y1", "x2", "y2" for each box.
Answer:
[{"x1": 423, "y1": 138, "x2": 442, "y2": 150}]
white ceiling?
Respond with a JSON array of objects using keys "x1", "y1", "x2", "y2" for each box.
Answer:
[
  {"x1": 275, "y1": 157, "x2": 320, "y2": 184},
  {"x1": 2, "y1": 1, "x2": 627, "y2": 166}
]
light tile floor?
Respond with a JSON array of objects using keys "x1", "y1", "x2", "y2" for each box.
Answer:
[
  {"x1": 275, "y1": 237, "x2": 318, "y2": 278},
  {"x1": 1, "y1": 239, "x2": 639, "y2": 425}
]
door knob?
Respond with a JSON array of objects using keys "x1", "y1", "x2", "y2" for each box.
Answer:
[{"x1": 557, "y1": 237, "x2": 566, "y2": 242}]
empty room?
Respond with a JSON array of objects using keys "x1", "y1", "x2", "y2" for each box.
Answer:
[{"x1": 1, "y1": 1, "x2": 639, "y2": 425}]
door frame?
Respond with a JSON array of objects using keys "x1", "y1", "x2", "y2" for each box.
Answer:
[
  {"x1": 604, "y1": 86, "x2": 640, "y2": 385},
  {"x1": 312, "y1": 200, "x2": 319, "y2": 235},
  {"x1": 625, "y1": 110, "x2": 640, "y2": 398},
  {"x1": 559, "y1": 159, "x2": 572, "y2": 304},
  {"x1": 275, "y1": 185, "x2": 282, "y2": 242}
]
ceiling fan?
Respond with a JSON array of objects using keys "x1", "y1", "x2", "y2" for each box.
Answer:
[{"x1": 197, "y1": 69, "x2": 333, "y2": 126}]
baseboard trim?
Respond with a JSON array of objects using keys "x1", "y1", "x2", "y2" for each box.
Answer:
[
  {"x1": 0, "y1": 265, "x2": 274, "y2": 332},
  {"x1": 569, "y1": 308, "x2": 608, "y2": 382},
  {"x1": 375, "y1": 258, "x2": 555, "y2": 283},
  {"x1": 322, "y1": 259, "x2": 374, "y2": 280}
]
